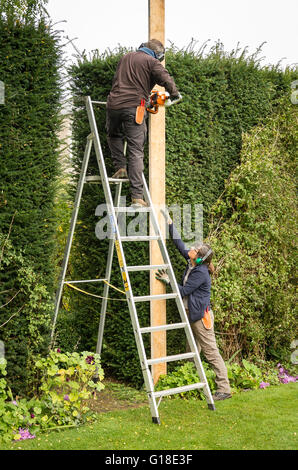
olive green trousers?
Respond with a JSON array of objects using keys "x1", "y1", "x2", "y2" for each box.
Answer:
[{"x1": 186, "y1": 310, "x2": 231, "y2": 394}]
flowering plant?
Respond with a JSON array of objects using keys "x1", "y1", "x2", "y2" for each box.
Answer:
[
  {"x1": 0, "y1": 358, "x2": 41, "y2": 443},
  {"x1": 34, "y1": 349, "x2": 104, "y2": 429},
  {"x1": 0, "y1": 350, "x2": 104, "y2": 443},
  {"x1": 277, "y1": 363, "x2": 298, "y2": 384}
]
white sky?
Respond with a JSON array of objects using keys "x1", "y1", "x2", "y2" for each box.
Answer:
[{"x1": 47, "y1": 0, "x2": 298, "y2": 68}]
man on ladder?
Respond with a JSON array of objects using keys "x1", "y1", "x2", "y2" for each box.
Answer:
[{"x1": 106, "y1": 39, "x2": 181, "y2": 208}]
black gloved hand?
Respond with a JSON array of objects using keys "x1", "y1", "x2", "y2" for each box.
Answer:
[{"x1": 169, "y1": 92, "x2": 182, "y2": 102}]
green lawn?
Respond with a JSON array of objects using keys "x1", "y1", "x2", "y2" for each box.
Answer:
[{"x1": 2, "y1": 383, "x2": 297, "y2": 451}]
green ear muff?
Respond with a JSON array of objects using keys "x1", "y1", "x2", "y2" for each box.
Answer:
[{"x1": 195, "y1": 248, "x2": 213, "y2": 265}]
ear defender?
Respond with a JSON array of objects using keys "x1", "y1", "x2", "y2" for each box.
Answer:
[
  {"x1": 196, "y1": 248, "x2": 213, "y2": 265},
  {"x1": 155, "y1": 49, "x2": 165, "y2": 61},
  {"x1": 139, "y1": 43, "x2": 165, "y2": 62}
]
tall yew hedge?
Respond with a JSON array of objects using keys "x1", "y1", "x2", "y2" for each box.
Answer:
[
  {"x1": 0, "y1": 11, "x2": 62, "y2": 394},
  {"x1": 64, "y1": 45, "x2": 297, "y2": 386}
]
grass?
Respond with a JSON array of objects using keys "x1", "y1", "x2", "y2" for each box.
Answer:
[{"x1": 2, "y1": 383, "x2": 297, "y2": 451}]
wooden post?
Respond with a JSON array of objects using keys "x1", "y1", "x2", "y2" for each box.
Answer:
[{"x1": 148, "y1": 0, "x2": 166, "y2": 383}]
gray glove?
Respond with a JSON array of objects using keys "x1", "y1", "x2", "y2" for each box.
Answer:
[{"x1": 155, "y1": 268, "x2": 170, "y2": 285}]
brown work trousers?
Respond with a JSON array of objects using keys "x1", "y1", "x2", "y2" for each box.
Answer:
[
  {"x1": 186, "y1": 310, "x2": 231, "y2": 394},
  {"x1": 106, "y1": 107, "x2": 147, "y2": 199}
]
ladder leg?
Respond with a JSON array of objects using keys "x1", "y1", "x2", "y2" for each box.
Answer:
[
  {"x1": 50, "y1": 136, "x2": 93, "y2": 346},
  {"x1": 130, "y1": 317, "x2": 161, "y2": 424},
  {"x1": 96, "y1": 183, "x2": 123, "y2": 354},
  {"x1": 96, "y1": 237, "x2": 114, "y2": 355}
]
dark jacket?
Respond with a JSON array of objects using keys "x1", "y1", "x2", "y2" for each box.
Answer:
[
  {"x1": 107, "y1": 51, "x2": 178, "y2": 109},
  {"x1": 169, "y1": 223, "x2": 211, "y2": 323}
]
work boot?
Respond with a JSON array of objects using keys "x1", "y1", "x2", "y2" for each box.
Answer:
[
  {"x1": 212, "y1": 392, "x2": 232, "y2": 401},
  {"x1": 111, "y1": 168, "x2": 128, "y2": 179},
  {"x1": 131, "y1": 198, "x2": 148, "y2": 208}
]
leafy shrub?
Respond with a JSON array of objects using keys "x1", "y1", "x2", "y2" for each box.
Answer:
[
  {"x1": 0, "y1": 350, "x2": 104, "y2": 444},
  {"x1": 155, "y1": 358, "x2": 291, "y2": 400},
  {"x1": 208, "y1": 99, "x2": 298, "y2": 360},
  {"x1": 0, "y1": 357, "x2": 41, "y2": 443},
  {"x1": 227, "y1": 359, "x2": 263, "y2": 392},
  {"x1": 155, "y1": 361, "x2": 216, "y2": 400},
  {"x1": 35, "y1": 349, "x2": 104, "y2": 427},
  {"x1": 0, "y1": 230, "x2": 52, "y2": 395}
]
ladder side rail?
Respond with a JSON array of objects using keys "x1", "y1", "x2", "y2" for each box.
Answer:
[
  {"x1": 51, "y1": 136, "x2": 93, "y2": 344},
  {"x1": 85, "y1": 97, "x2": 159, "y2": 421},
  {"x1": 84, "y1": 96, "x2": 117, "y2": 217},
  {"x1": 96, "y1": 183, "x2": 122, "y2": 354}
]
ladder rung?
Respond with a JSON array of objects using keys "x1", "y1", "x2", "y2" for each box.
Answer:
[
  {"x1": 127, "y1": 264, "x2": 169, "y2": 272},
  {"x1": 153, "y1": 383, "x2": 205, "y2": 398},
  {"x1": 114, "y1": 206, "x2": 151, "y2": 213},
  {"x1": 134, "y1": 293, "x2": 178, "y2": 302},
  {"x1": 120, "y1": 235, "x2": 160, "y2": 242},
  {"x1": 64, "y1": 278, "x2": 107, "y2": 284},
  {"x1": 140, "y1": 322, "x2": 187, "y2": 333},
  {"x1": 91, "y1": 100, "x2": 107, "y2": 105},
  {"x1": 108, "y1": 178, "x2": 130, "y2": 183},
  {"x1": 147, "y1": 352, "x2": 195, "y2": 365}
]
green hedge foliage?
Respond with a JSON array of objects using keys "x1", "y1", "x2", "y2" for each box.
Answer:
[
  {"x1": 0, "y1": 230, "x2": 52, "y2": 395},
  {"x1": 0, "y1": 15, "x2": 62, "y2": 394},
  {"x1": 208, "y1": 98, "x2": 298, "y2": 361},
  {"x1": 65, "y1": 45, "x2": 297, "y2": 387}
]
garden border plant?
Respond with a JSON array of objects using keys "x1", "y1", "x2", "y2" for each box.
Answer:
[
  {"x1": 0, "y1": 349, "x2": 104, "y2": 444},
  {"x1": 155, "y1": 358, "x2": 297, "y2": 400}
]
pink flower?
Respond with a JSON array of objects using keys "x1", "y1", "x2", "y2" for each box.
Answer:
[
  {"x1": 259, "y1": 382, "x2": 270, "y2": 389},
  {"x1": 14, "y1": 428, "x2": 36, "y2": 441},
  {"x1": 64, "y1": 394, "x2": 70, "y2": 401},
  {"x1": 277, "y1": 363, "x2": 298, "y2": 384}
]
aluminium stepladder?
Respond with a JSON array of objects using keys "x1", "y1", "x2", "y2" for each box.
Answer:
[{"x1": 51, "y1": 96, "x2": 215, "y2": 424}]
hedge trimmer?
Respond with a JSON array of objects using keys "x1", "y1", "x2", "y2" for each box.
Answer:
[{"x1": 146, "y1": 90, "x2": 182, "y2": 114}]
